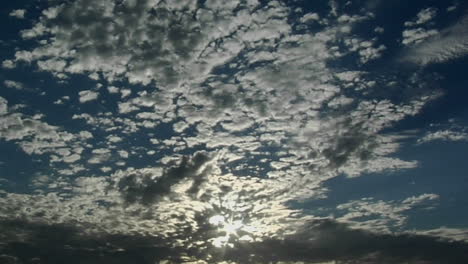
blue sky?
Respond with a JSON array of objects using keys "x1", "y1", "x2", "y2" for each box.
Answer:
[{"x1": 1, "y1": 0, "x2": 468, "y2": 263}]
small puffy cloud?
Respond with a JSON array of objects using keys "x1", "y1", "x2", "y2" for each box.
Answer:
[
  {"x1": 447, "y1": 5, "x2": 458, "y2": 12},
  {"x1": 100, "y1": 166, "x2": 112, "y2": 173},
  {"x1": 37, "y1": 59, "x2": 67, "y2": 72},
  {"x1": 88, "y1": 148, "x2": 111, "y2": 164},
  {"x1": 120, "y1": 89, "x2": 132, "y2": 98},
  {"x1": 78, "y1": 90, "x2": 99, "y2": 103},
  {"x1": 79, "y1": 130, "x2": 93, "y2": 139},
  {"x1": 2, "y1": 60, "x2": 16, "y2": 69},
  {"x1": 173, "y1": 121, "x2": 189, "y2": 133},
  {"x1": 107, "y1": 135, "x2": 122, "y2": 143},
  {"x1": 20, "y1": 23, "x2": 48, "y2": 39},
  {"x1": 401, "y1": 8, "x2": 439, "y2": 46},
  {"x1": 3, "y1": 80, "x2": 24, "y2": 90},
  {"x1": 53, "y1": 96, "x2": 71, "y2": 105},
  {"x1": 404, "y1": 8, "x2": 438, "y2": 27},
  {"x1": 63, "y1": 154, "x2": 81, "y2": 163},
  {"x1": 9, "y1": 9, "x2": 26, "y2": 19},
  {"x1": 416, "y1": 8, "x2": 437, "y2": 24},
  {"x1": 300, "y1": 12, "x2": 320, "y2": 23},
  {"x1": 107, "y1": 86, "x2": 119, "y2": 94},
  {"x1": 118, "y1": 101, "x2": 139, "y2": 114},
  {"x1": 118, "y1": 150, "x2": 129, "y2": 159},
  {"x1": 402, "y1": 28, "x2": 438, "y2": 46}
]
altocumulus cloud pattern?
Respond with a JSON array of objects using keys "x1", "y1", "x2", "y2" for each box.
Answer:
[{"x1": 1, "y1": 0, "x2": 468, "y2": 263}]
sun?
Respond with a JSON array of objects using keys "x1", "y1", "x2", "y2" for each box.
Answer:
[{"x1": 208, "y1": 214, "x2": 243, "y2": 248}]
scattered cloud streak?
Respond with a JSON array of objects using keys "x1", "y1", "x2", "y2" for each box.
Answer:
[{"x1": 403, "y1": 14, "x2": 468, "y2": 64}]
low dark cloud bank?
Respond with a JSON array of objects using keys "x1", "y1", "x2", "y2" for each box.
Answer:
[{"x1": 1, "y1": 219, "x2": 467, "y2": 264}]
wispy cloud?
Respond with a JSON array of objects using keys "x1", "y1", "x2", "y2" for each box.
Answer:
[{"x1": 402, "y1": 14, "x2": 468, "y2": 64}]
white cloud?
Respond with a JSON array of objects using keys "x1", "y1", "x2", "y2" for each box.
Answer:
[
  {"x1": 118, "y1": 150, "x2": 129, "y2": 159},
  {"x1": 120, "y1": 89, "x2": 131, "y2": 99},
  {"x1": 78, "y1": 90, "x2": 99, "y2": 103},
  {"x1": 9, "y1": 9, "x2": 26, "y2": 19},
  {"x1": 402, "y1": 15, "x2": 468, "y2": 64},
  {"x1": 300, "y1": 13, "x2": 320, "y2": 23},
  {"x1": 0, "y1": 97, "x2": 7, "y2": 115},
  {"x1": 3, "y1": 80, "x2": 24, "y2": 90},
  {"x1": 173, "y1": 121, "x2": 189, "y2": 133},
  {"x1": 401, "y1": 8, "x2": 440, "y2": 47},
  {"x1": 447, "y1": 5, "x2": 458, "y2": 12},
  {"x1": 418, "y1": 129, "x2": 468, "y2": 144},
  {"x1": 63, "y1": 154, "x2": 81, "y2": 163},
  {"x1": 0, "y1": 0, "x2": 458, "y2": 255},
  {"x1": 107, "y1": 86, "x2": 119, "y2": 94},
  {"x1": 107, "y1": 135, "x2": 122, "y2": 143},
  {"x1": 2, "y1": 60, "x2": 16, "y2": 69},
  {"x1": 404, "y1": 8, "x2": 437, "y2": 27},
  {"x1": 0, "y1": 107, "x2": 92, "y2": 175},
  {"x1": 374, "y1": 26, "x2": 384, "y2": 33},
  {"x1": 337, "y1": 194, "x2": 440, "y2": 232},
  {"x1": 402, "y1": 28, "x2": 438, "y2": 46},
  {"x1": 416, "y1": 227, "x2": 468, "y2": 242}
]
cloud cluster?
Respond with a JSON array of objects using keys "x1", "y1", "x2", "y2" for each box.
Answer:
[
  {"x1": 3, "y1": 80, "x2": 24, "y2": 90},
  {"x1": 403, "y1": 14, "x2": 468, "y2": 64},
  {"x1": 401, "y1": 8, "x2": 439, "y2": 46},
  {"x1": 336, "y1": 194, "x2": 440, "y2": 232},
  {"x1": 418, "y1": 129, "x2": 468, "y2": 144},
  {"x1": 2, "y1": 0, "x2": 431, "y2": 185},
  {"x1": 8, "y1": 9, "x2": 26, "y2": 19},
  {"x1": 0, "y1": 0, "x2": 462, "y2": 262}
]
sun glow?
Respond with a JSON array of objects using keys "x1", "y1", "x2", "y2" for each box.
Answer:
[{"x1": 209, "y1": 215, "x2": 244, "y2": 248}]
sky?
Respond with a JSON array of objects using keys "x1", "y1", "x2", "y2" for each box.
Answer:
[{"x1": 1, "y1": 0, "x2": 468, "y2": 263}]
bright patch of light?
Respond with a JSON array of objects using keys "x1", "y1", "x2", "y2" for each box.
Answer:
[
  {"x1": 208, "y1": 214, "x2": 245, "y2": 248},
  {"x1": 223, "y1": 219, "x2": 242, "y2": 235},
  {"x1": 211, "y1": 235, "x2": 230, "y2": 248},
  {"x1": 209, "y1": 215, "x2": 225, "y2": 226}
]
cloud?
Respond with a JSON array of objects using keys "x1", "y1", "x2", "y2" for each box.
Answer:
[
  {"x1": 401, "y1": 7, "x2": 439, "y2": 46},
  {"x1": 418, "y1": 129, "x2": 468, "y2": 144},
  {"x1": 9, "y1": 9, "x2": 26, "y2": 19},
  {"x1": 0, "y1": 0, "x2": 460, "y2": 261},
  {"x1": 78, "y1": 90, "x2": 99, "y2": 103},
  {"x1": 1, "y1": 60, "x2": 16, "y2": 69},
  {"x1": 0, "y1": 97, "x2": 7, "y2": 115},
  {"x1": 418, "y1": 227, "x2": 468, "y2": 243},
  {"x1": 336, "y1": 194, "x2": 440, "y2": 232},
  {"x1": 402, "y1": 14, "x2": 468, "y2": 65},
  {"x1": 402, "y1": 28, "x2": 439, "y2": 46},
  {"x1": 1, "y1": 219, "x2": 468, "y2": 263},
  {"x1": 404, "y1": 8, "x2": 438, "y2": 27},
  {"x1": 10, "y1": 0, "x2": 255, "y2": 87},
  {"x1": 3, "y1": 80, "x2": 24, "y2": 90},
  {"x1": 116, "y1": 152, "x2": 212, "y2": 204}
]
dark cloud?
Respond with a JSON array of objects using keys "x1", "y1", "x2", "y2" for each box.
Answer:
[
  {"x1": 117, "y1": 152, "x2": 211, "y2": 204},
  {"x1": 1, "y1": 219, "x2": 467, "y2": 264},
  {"x1": 0, "y1": 219, "x2": 180, "y2": 264}
]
